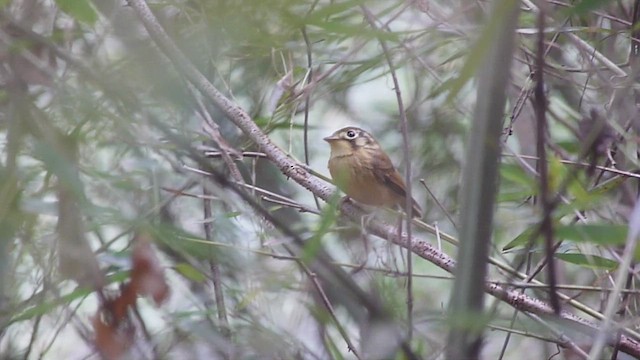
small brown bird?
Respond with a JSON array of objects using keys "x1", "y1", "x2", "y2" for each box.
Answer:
[{"x1": 324, "y1": 126, "x2": 422, "y2": 218}]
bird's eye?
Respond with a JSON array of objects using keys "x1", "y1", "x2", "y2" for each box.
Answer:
[{"x1": 345, "y1": 130, "x2": 357, "y2": 139}]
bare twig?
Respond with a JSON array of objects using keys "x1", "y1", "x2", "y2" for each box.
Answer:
[
  {"x1": 202, "y1": 150, "x2": 268, "y2": 159},
  {"x1": 304, "y1": 265, "x2": 362, "y2": 359},
  {"x1": 180, "y1": 165, "x2": 321, "y2": 215},
  {"x1": 300, "y1": 27, "x2": 320, "y2": 211},
  {"x1": 419, "y1": 179, "x2": 458, "y2": 231},
  {"x1": 182, "y1": 85, "x2": 235, "y2": 344}
]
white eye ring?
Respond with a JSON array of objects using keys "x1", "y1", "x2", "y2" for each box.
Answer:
[{"x1": 345, "y1": 130, "x2": 357, "y2": 139}]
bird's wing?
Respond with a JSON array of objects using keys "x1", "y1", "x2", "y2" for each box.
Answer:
[
  {"x1": 370, "y1": 150, "x2": 408, "y2": 197},
  {"x1": 371, "y1": 150, "x2": 423, "y2": 218}
]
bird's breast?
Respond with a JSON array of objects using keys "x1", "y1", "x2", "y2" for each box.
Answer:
[{"x1": 328, "y1": 153, "x2": 399, "y2": 207}]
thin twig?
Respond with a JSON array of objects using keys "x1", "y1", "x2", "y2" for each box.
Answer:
[
  {"x1": 180, "y1": 165, "x2": 321, "y2": 214},
  {"x1": 261, "y1": 196, "x2": 322, "y2": 215},
  {"x1": 303, "y1": 265, "x2": 362, "y2": 359},
  {"x1": 190, "y1": 83, "x2": 235, "y2": 344},
  {"x1": 202, "y1": 150, "x2": 268, "y2": 159},
  {"x1": 419, "y1": 179, "x2": 458, "y2": 231},
  {"x1": 301, "y1": 27, "x2": 320, "y2": 211}
]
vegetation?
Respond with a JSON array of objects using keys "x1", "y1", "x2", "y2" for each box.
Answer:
[{"x1": 1, "y1": 0, "x2": 640, "y2": 358}]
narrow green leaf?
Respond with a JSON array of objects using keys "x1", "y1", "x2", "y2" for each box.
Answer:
[
  {"x1": 589, "y1": 175, "x2": 627, "y2": 197},
  {"x1": 567, "y1": 176, "x2": 589, "y2": 204},
  {"x1": 301, "y1": 195, "x2": 338, "y2": 263},
  {"x1": 555, "y1": 224, "x2": 627, "y2": 246},
  {"x1": 556, "y1": 253, "x2": 617, "y2": 270},
  {"x1": 502, "y1": 225, "x2": 540, "y2": 251},
  {"x1": 500, "y1": 164, "x2": 535, "y2": 189},
  {"x1": 55, "y1": 0, "x2": 98, "y2": 25},
  {"x1": 306, "y1": 20, "x2": 397, "y2": 40},
  {"x1": 504, "y1": 220, "x2": 628, "y2": 252},
  {"x1": 175, "y1": 263, "x2": 207, "y2": 282},
  {"x1": 556, "y1": 140, "x2": 580, "y2": 154},
  {"x1": 7, "y1": 272, "x2": 128, "y2": 325},
  {"x1": 304, "y1": 0, "x2": 364, "y2": 22},
  {"x1": 547, "y1": 156, "x2": 565, "y2": 192},
  {"x1": 33, "y1": 141, "x2": 86, "y2": 201},
  {"x1": 225, "y1": 211, "x2": 242, "y2": 218},
  {"x1": 555, "y1": 175, "x2": 626, "y2": 218},
  {"x1": 565, "y1": 0, "x2": 611, "y2": 16},
  {"x1": 497, "y1": 190, "x2": 534, "y2": 203}
]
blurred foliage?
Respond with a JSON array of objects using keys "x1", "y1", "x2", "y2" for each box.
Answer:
[{"x1": 0, "y1": 0, "x2": 639, "y2": 358}]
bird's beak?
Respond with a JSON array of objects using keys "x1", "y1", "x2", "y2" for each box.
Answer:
[{"x1": 323, "y1": 135, "x2": 339, "y2": 142}]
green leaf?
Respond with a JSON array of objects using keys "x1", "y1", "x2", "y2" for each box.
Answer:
[
  {"x1": 307, "y1": 20, "x2": 397, "y2": 40},
  {"x1": 304, "y1": 0, "x2": 364, "y2": 22},
  {"x1": 225, "y1": 211, "x2": 243, "y2": 218},
  {"x1": 500, "y1": 164, "x2": 535, "y2": 189},
  {"x1": 566, "y1": 175, "x2": 589, "y2": 204},
  {"x1": 301, "y1": 197, "x2": 338, "y2": 263},
  {"x1": 555, "y1": 175, "x2": 626, "y2": 218},
  {"x1": 556, "y1": 253, "x2": 617, "y2": 270},
  {"x1": 175, "y1": 263, "x2": 207, "y2": 282},
  {"x1": 547, "y1": 156, "x2": 566, "y2": 192},
  {"x1": 9, "y1": 290, "x2": 90, "y2": 325},
  {"x1": 556, "y1": 140, "x2": 580, "y2": 154},
  {"x1": 498, "y1": 164, "x2": 536, "y2": 203},
  {"x1": 497, "y1": 190, "x2": 533, "y2": 203},
  {"x1": 565, "y1": 0, "x2": 611, "y2": 16},
  {"x1": 555, "y1": 224, "x2": 627, "y2": 246},
  {"x1": 8, "y1": 271, "x2": 128, "y2": 325},
  {"x1": 589, "y1": 175, "x2": 627, "y2": 196},
  {"x1": 33, "y1": 141, "x2": 86, "y2": 202},
  {"x1": 503, "y1": 219, "x2": 630, "y2": 252},
  {"x1": 502, "y1": 224, "x2": 540, "y2": 251},
  {"x1": 150, "y1": 224, "x2": 218, "y2": 260},
  {"x1": 55, "y1": 0, "x2": 98, "y2": 25}
]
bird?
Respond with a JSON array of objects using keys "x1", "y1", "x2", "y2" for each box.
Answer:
[{"x1": 323, "y1": 126, "x2": 423, "y2": 218}]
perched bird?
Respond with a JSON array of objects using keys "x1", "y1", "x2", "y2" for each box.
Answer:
[{"x1": 324, "y1": 126, "x2": 422, "y2": 218}]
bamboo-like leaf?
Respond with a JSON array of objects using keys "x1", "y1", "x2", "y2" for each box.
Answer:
[
  {"x1": 565, "y1": 0, "x2": 611, "y2": 15},
  {"x1": 301, "y1": 194, "x2": 339, "y2": 263},
  {"x1": 555, "y1": 224, "x2": 627, "y2": 246},
  {"x1": 555, "y1": 253, "x2": 617, "y2": 270},
  {"x1": 502, "y1": 225, "x2": 541, "y2": 251},
  {"x1": 500, "y1": 163, "x2": 536, "y2": 190},
  {"x1": 174, "y1": 263, "x2": 207, "y2": 283},
  {"x1": 55, "y1": 0, "x2": 98, "y2": 25}
]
